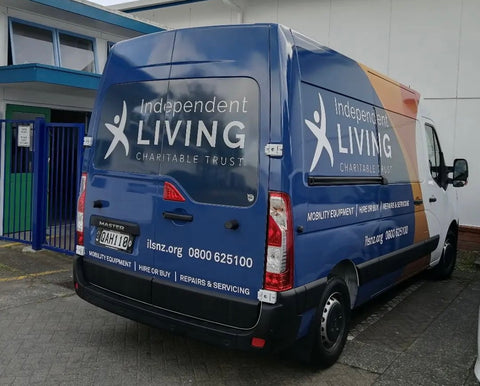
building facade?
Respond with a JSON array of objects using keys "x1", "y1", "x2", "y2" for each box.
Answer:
[
  {"x1": 1, "y1": 0, "x2": 162, "y2": 124},
  {"x1": 0, "y1": 0, "x2": 162, "y2": 246},
  {"x1": 116, "y1": 0, "x2": 480, "y2": 230}
]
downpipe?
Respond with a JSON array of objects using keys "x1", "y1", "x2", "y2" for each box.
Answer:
[{"x1": 222, "y1": 0, "x2": 244, "y2": 24}]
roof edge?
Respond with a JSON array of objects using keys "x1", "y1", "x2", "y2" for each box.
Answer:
[
  {"x1": 111, "y1": 0, "x2": 207, "y2": 13},
  {"x1": 30, "y1": 0, "x2": 164, "y2": 33},
  {"x1": 0, "y1": 63, "x2": 102, "y2": 90}
]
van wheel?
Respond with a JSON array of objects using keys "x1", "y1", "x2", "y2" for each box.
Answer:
[
  {"x1": 431, "y1": 229, "x2": 458, "y2": 280},
  {"x1": 309, "y1": 277, "x2": 350, "y2": 368}
]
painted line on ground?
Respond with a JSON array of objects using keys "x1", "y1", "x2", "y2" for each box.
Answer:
[
  {"x1": 0, "y1": 269, "x2": 70, "y2": 282},
  {"x1": 0, "y1": 242, "x2": 22, "y2": 248}
]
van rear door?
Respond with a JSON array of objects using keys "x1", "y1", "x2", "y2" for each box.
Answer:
[{"x1": 83, "y1": 26, "x2": 271, "y2": 327}]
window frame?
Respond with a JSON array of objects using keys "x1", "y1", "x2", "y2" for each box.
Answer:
[
  {"x1": 57, "y1": 28, "x2": 98, "y2": 73},
  {"x1": 8, "y1": 18, "x2": 58, "y2": 66},
  {"x1": 425, "y1": 123, "x2": 447, "y2": 189},
  {"x1": 8, "y1": 18, "x2": 98, "y2": 74}
]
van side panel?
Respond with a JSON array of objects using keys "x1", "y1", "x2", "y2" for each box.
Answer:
[
  {"x1": 359, "y1": 68, "x2": 432, "y2": 281},
  {"x1": 290, "y1": 31, "x2": 436, "y2": 305}
]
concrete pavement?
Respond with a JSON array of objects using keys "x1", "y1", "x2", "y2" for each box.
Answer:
[{"x1": 0, "y1": 241, "x2": 479, "y2": 385}]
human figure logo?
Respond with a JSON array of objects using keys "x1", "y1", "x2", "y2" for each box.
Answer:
[
  {"x1": 104, "y1": 100, "x2": 129, "y2": 159},
  {"x1": 305, "y1": 93, "x2": 334, "y2": 172}
]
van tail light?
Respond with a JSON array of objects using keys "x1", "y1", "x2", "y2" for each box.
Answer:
[
  {"x1": 163, "y1": 181, "x2": 186, "y2": 202},
  {"x1": 264, "y1": 192, "x2": 294, "y2": 291},
  {"x1": 76, "y1": 173, "x2": 87, "y2": 246}
]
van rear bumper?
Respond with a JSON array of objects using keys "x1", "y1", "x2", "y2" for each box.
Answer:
[{"x1": 73, "y1": 255, "x2": 327, "y2": 352}]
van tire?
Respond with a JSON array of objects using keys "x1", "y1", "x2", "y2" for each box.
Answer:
[
  {"x1": 431, "y1": 229, "x2": 457, "y2": 280},
  {"x1": 309, "y1": 277, "x2": 350, "y2": 368}
]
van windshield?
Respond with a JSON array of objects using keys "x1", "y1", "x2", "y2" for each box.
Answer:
[{"x1": 93, "y1": 77, "x2": 260, "y2": 207}]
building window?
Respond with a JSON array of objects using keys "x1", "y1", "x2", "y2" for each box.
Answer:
[
  {"x1": 59, "y1": 33, "x2": 95, "y2": 72},
  {"x1": 9, "y1": 19, "x2": 97, "y2": 73},
  {"x1": 10, "y1": 22, "x2": 55, "y2": 66}
]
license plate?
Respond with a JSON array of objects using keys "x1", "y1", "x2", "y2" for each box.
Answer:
[{"x1": 96, "y1": 229, "x2": 133, "y2": 252}]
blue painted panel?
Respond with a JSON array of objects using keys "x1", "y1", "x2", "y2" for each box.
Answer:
[
  {"x1": 0, "y1": 64, "x2": 101, "y2": 90},
  {"x1": 292, "y1": 31, "x2": 376, "y2": 106},
  {"x1": 285, "y1": 31, "x2": 419, "y2": 298},
  {"x1": 84, "y1": 25, "x2": 274, "y2": 300}
]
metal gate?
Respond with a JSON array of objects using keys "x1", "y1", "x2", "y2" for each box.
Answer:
[{"x1": 0, "y1": 118, "x2": 84, "y2": 254}]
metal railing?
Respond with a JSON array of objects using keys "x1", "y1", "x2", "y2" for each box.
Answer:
[{"x1": 0, "y1": 118, "x2": 84, "y2": 254}]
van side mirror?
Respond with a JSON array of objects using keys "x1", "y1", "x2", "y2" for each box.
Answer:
[{"x1": 451, "y1": 158, "x2": 468, "y2": 187}]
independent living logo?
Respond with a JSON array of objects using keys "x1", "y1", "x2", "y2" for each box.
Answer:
[
  {"x1": 105, "y1": 96, "x2": 334, "y2": 169},
  {"x1": 304, "y1": 93, "x2": 334, "y2": 172},
  {"x1": 104, "y1": 100, "x2": 129, "y2": 159}
]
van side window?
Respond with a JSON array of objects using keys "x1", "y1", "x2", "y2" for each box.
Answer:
[{"x1": 424, "y1": 124, "x2": 443, "y2": 186}]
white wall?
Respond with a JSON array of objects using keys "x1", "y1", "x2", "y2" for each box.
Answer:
[
  {"x1": 133, "y1": 0, "x2": 480, "y2": 227},
  {"x1": 1, "y1": 85, "x2": 96, "y2": 112},
  {"x1": 133, "y1": 0, "x2": 238, "y2": 27},
  {"x1": 0, "y1": 7, "x2": 7, "y2": 67}
]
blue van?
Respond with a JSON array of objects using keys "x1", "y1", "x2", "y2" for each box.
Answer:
[{"x1": 74, "y1": 24, "x2": 468, "y2": 366}]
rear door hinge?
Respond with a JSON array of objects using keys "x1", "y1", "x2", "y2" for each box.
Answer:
[{"x1": 265, "y1": 143, "x2": 283, "y2": 157}]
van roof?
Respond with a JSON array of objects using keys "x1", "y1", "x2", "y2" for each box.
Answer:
[{"x1": 104, "y1": 23, "x2": 420, "y2": 119}]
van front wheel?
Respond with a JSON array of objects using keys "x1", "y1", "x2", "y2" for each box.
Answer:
[
  {"x1": 431, "y1": 229, "x2": 458, "y2": 280},
  {"x1": 309, "y1": 277, "x2": 351, "y2": 368}
]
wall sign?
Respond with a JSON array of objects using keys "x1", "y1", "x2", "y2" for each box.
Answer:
[{"x1": 17, "y1": 124, "x2": 32, "y2": 148}]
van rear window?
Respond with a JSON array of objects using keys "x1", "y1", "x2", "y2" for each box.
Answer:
[{"x1": 94, "y1": 78, "x2": 260, "y2": 207}]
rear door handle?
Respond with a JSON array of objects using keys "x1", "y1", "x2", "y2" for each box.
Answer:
[
  {"x1": 414, "y1": 199, "x2": 423, "y2": 206},
  {"x1": 163, "y1": 211, "x2": 193, "y2": 222}
]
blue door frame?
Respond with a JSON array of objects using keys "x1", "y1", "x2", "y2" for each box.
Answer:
[{"x1": 1, "y1": 118, "x2": 84, "y2": 254}]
